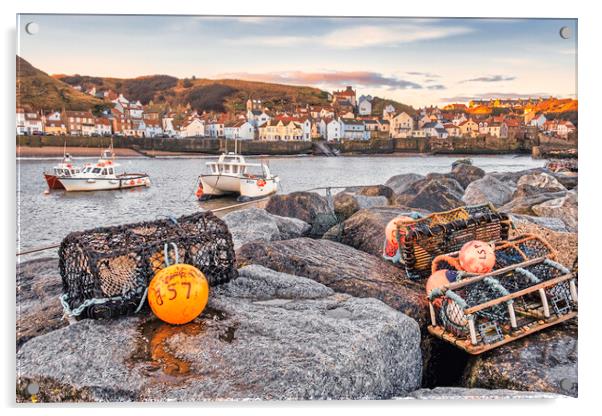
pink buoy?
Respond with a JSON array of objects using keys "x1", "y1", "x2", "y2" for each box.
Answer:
[
  {"x1": 426, "y1": 269, "x2": 458, "y2": 308},
  {"x1": 384, "y1": 215, "x2": 414, "y2": 257},
  {"x1": 459, "y1": 240, "x2": 496, "y2": 274}
]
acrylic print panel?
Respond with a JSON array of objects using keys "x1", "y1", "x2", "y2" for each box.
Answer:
[{"x1": 16, "y1": 15, "x2": 578, "y2": 402}]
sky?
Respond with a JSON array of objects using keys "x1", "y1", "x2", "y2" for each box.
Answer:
[{"x1": 17, "y1": 15, "x2": 577, "y2": 107}]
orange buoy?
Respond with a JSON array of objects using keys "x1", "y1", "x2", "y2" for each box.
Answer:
[
  {"x1": 384, "y1": 215, "x2": 414, "y2": 257},
  {"x1": 148, "y1": 264, "x2": 209, "y2": 325},
  {"x1": 458, "y1": 240, "x2": 496, "y2": 274},
  {"x1": 195, "y1": 183, "x2": 204, "y2": 199},
  {"x1": 426, "y1": 269, "x2": 457, "y2": 308}
]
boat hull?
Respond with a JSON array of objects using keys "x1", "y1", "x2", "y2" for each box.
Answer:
[
  {"x1": 199, "y1": 174, "x2": 278, "y2": 200},
  {"x1": 44, "y1": 173, "x2": 66, "y2": 190},
  {"x1": 58, "y1": 174, "x2": 151, "y2": 192}
]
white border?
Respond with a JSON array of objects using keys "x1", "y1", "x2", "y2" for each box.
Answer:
[{"x1": 3, "y1": 0, "x2": 601, "y2": 415}]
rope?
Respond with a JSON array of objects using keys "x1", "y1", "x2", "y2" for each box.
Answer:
[
  {"x1": 163, "y1": 242, "x2": 179, "y2": 266},
  {"x1": 544, "y1": 258, "x2": 571, "y2": 274},
  {"x1": 515, "y1": 267, "x2": 541, "y2": 284}
]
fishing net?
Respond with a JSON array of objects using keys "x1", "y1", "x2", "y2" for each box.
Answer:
[{"x1": 59, "y1": 211, "x2": 237, "y2": 319}]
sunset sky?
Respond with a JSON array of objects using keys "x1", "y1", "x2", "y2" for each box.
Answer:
[{"x1": 17, "y1": 15, "x2": 577, "y2": 107}]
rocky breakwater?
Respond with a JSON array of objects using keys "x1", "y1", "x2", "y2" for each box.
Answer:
[{"x1": 17, "y1": 264, "x2": 422, "y2": 402}]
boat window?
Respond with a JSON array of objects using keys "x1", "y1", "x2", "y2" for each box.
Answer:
[
  {"x1": 92, "y1": 168, "x2": 101, "y2": 174},
  {"x1": 101, "y1": 169, "x2": 108, "y2": 175},
  {"x1": 108, "y1": 168, "x2": 114, "y2": 175},
  {"x1": 63, "y1": 170, "x2": 71, "y2": 177}
]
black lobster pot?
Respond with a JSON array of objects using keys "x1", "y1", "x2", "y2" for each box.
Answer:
[{"x1": 59, "y1": 211, "x2": 237, "y2": 319}]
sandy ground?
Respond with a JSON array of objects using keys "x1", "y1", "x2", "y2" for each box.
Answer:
[{"x1": 16, "y1": 146, "x2": 209, "y2": 158}]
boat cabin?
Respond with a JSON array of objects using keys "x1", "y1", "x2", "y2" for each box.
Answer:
[{"x1": 206, "y1": 153, "x2": 271, "y2": 178}]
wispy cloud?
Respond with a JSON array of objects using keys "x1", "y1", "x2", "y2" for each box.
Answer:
[
  {"x1": 217, "y1": 70, "x2": 424, "y2": 90},
  {"x1": 230, "y1": 23, "x2": 473, "y2": 49},
  {"x1": 407, "y1": 71, "x2": 441, "y2": 78},
  {"x1": 427, "y1": 84, "x2": 446, "y2": 90},
  {"x1": 441, "y1": 92, "x2": 553, "y2": 102},
  {"x1": 461, "y1": 75, "x2": 516, "y2": 83}
]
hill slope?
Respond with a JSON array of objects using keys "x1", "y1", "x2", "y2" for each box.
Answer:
[{"x1": 16, "y1": 56, "x2": 105, "y2": 111}]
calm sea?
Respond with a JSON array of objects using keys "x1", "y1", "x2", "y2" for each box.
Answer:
[{"x1": 17, "y1": 154, "x2": 543, "y2": 259}]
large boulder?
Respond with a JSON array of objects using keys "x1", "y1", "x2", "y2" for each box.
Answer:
[
  {"x1": 499, "y1": 190, "x2": 567, "y2": 215},
  {"x1": 17, "y1": 265, "x2": 422, "y2": 402},
  {"x1": 16, "y1": 258, "x2": 66, "y2": 349},
  {"x1": 511, "y1": 220, "x2": 577, "y2": 269},
  {"x1": 265, "y1": 191, "x2": 331, "y2": 227},
  {"x1": 394, "y1": 176, "x2": 464, "y2": 212},
  {"x1": 489, "y1": 168, "x2": 547, "y2": 187},
  {"x1": 451, "y1": 163, "x2": 485, "y2": 189},
  {"x1": 514, "y1": 172, "x2": 567, "y2": 198},
  {"x1": 385, "y1": 173, "x2": 425, "y2": 195},
  {"x1": 222, "y1": 208, "x2": 310, "y2": 249},
  {"x1": 323, "y1": 207, "x2": 428, "y2": 258},
  {"x1": 509, "y1": 214, "x2": 568, "y2": 233},
  {"x1": 463, "y1": 322, "x2": 578, "y2": 397},
  {"x1": 237, "y1": 238, "x2": 428, "y2": 327},
  {"x1": 333, "y1": 193, "x2": 389, "y2": 221},
  {"x1": 462, "y1": 174, "x2": 514, "y2": 207},
  {"x1": 344, "y1": 184, "x2": 394, "y2": 201},
  {"x1": 532, "y1": 191, "x2": 578, "y2": 232}
]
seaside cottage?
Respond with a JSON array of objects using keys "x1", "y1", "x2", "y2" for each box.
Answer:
[
  {"x1": 44, "y1": 119, "x2": 67, "y2": 136},
  {"x1": 340, "y1": 118, "x2": 369, "y2": 141},
  {"x1": 444, "y1": 123, "x2": 461, "y2": 137},
  {"x1": 458, "y1": 119, "x2": 479, "y2": 137},
  {"x1": 224, "y1": 120, "x2": 256, "y2": 140},
  {"x1": 144, "y1": 119, "x2": 163, "y2": 138},
  {"x1": 259, "y1": 119, "x2": 304, "y2": 141},
  {"x1": 63, "y1": 110, "x2": 95, "y2": 136},
  {"x1": 16, "y1": 108, "x2": 44, "y2": 135},
  {"x1": 358, "y1": 96, "x2": 372, "y2": 116},
  {"x1": 94, "y1": 117, "x2": 112, "y2": 136},
  {"x1": 180, "y1": 118, "x2": 205, "y2": 138},
  {"x1": 389, "y1": 112, "x2": 414, "y2": 139}
]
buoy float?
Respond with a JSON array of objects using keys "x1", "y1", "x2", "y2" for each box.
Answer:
[
  {"x1": 257, "y1": 179, "x2": 266, "y2": 187},
  {"x1": 384, "y1": 215, "x2": 414, "y2": 257},
  {"x1": 195, "y1": 183, "x2": 204, "y2": 199},
  {"x1": 148, "y1": 264, "x2": 209, "y2": 325},
  {"x1": 426, "y1": 269, "x2": 458, "y2": 308},
  {"x1": 458, "y1": 240, "x2": 496, "y2": 274}
]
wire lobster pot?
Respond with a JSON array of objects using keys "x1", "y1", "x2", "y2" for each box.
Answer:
[
  {"x1": 383, "y1": 203, "x2": 512, "y2": 280},
  {"x1": 427, "y1": 235, "x2": 577, "y2": 354},
  {"x1": 59, "y1": 211, "x2": 237, "y2": 320}
]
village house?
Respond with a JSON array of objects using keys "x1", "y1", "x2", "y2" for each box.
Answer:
[
  {"x1": 44, "y1": 119, "x2": 67, "y2": 136},
  {"x1": 340, "y1": 119, "x2": 369, "y2": 141},
  {"x1": 389, "y1": 112, "x2": 414, "y2": 138},
  {"x1": 206, "y1": 119, "x2": 225, "y2": 138},
  {"x1": 378, "y1": 119, "x2": 390, "y2": 134},
  {"x1": 417, "y1": 114, "x2": 432, "y2": 129},
  {"x1": 487, "y1": 122, "x2": 509, "y2": 138},
  {"x1": 94, "y1": 117, "x2": 112, "y2": 136},
  {"x1": 458, "y1": 119, "x2": 479, "y2": 137},
  {"x1": 63, "y1": 110, "x2": 95, "y2": 136},
  {"x1": 556, "y1": 120, "x2": 576, "y2": 138},
  {"x1": 247, "y1": 109, "x2": 271, "y2": 127},
  {"x1": 338, "y1": 110, "x2": 355, "y2": 119},
  {"x1": 363, "y1": 119, "x2": 379, "y2": 136},
  {"x1": 45, "y1": 111, "x2": 62, "y2": 122},
  {"x1": 527, "y1": 112, "x2": 547, "y2": 129},
  {"x1": 358, "y1": 96, "x2": 372, "y2": 116},
  {"x1": 259, "y1": 119, "x2": 305, "y2": 141},
  {"x1": 332, "y1": 86, "x2": 357, "y2": 107},
  {"x1": 382, "y1": 104, "x2": 396, "y2": 121},
  {"x1": 180, "y1": 117, "x2": 205, "y2": 138},
  {"x1": 144, "y1": 119, "x2": 164, "y2": 137},
  {"x1": 161, "y1": 113, "x2": 177, "y2": 137},
  {"x1": 443, "y1": 123, "x2": 461, "y2": 137},
  {"x1": 224, "y1": 120, "x2": 255, "y2": 141},
  {"x1": 452, "y1": 113, "x2": 468, "y2": 126},
  {"x1": 16, "y1": 108, "x2": 44, "y2": 135},
  {"x1": 422, "y1": 121, "x2": 447, "y2": 138}
]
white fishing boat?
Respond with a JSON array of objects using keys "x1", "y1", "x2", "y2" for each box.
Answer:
[
  {"x1": 58, "y1": 148, "x2": 151, "y2": 192},
  {"x1": 197, "y1": 152, "x2": 279, "y2": 202},
  {"x1": 43, "y1": 153, "x2": 80, "y2": 190}
]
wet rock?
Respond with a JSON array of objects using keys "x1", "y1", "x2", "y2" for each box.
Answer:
[
  {"x1": 384, "y1": 173, "x2": 425, "y2": 195},
  {"x1": 532, "y1": 191, "x2": 578, "y2": 232},
  {"x1": 402, "y1": 387, "x2": 560, "y2": 400},
  {"x1": 451, "y1": 158, "x2": 473, "y2": 170},
  {"x1": 509, "y1": 214, "x2": 568, "y2": 233},
  {"x1": 489, "y1": 168, "x2": 547, "y2": 187},
  {"x1": 265, "y1": 191, "x2": 331, "y2": 226},
  {"x1": 17, "y1": 265, "x2": 422, "y2": 401},
  {"x1": 16, "y1": 258, "x2": 66, "y2": 349},
  {"x1": 499, "y1": 191, "x2": 567, "y2": 215},
  {"x1": 237, "y1": 238, "x2": 428, "y2": 327},
  {"x1": 553, "y1": 172, "x2": 578, "y2": 190},
  {"x1": 511, "y1": 220, "x2": 577, "y2": 268},
  {"x1": 333, "y1": 192, "x2": 389, "y2": 221},
  {"x1": 394, "y1": 176, "x2": 464, "y2": 212},
  {"x1": 514, "y1": 172, "x2": 567, "y2": 198},
  {"x1": 462, "y1": 175, "x2": 514, "y2": 207},
  {"x1": 344, "y1": 184, "x2": 394, "y2": 201},
  {"x1": 323, "y1": 207, "x2": 428, "y2": 258},
  {"x1": 463, "y1": 322, "x2": 578, "y2": 397},
  {"x1": 451, "y1": 163, "x2": 485, "y2": 189},
  {"x1": 222, "y1": 208, "x2": 310, "y2": 249}
]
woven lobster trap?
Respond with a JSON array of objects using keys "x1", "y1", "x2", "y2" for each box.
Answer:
[
  {"x1": 59, "y1": 211, "x2": 237, "y2": 320},
  {"x1": 383, "y1": 203, "x2": 512, "y2": 280},
  {"x1": 427, "y1": 235, "x2": 577, "y2": 354}
]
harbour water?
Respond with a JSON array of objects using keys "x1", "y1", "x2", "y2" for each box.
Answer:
[{"x1": 17, "y1": 154, "x2": 544, "y2": 258}]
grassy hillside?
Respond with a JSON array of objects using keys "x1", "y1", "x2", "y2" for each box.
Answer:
[
  {"x1": 16, "y1": 56, "x2": 105, "y2": 111},
  {"x1": 55, "y1": 73, "x2": 332, "y2": 113},
  {"x1": 370, "y1": 97, "x2": 416, "y2": 117}
]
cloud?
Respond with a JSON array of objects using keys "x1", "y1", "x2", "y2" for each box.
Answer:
[
  {"x1": 230, "y1": 23, "x2": 473, "y2": 49},
  {"x1": 441, "y1": 92, "x2": 553, "y2": 102},
  {"x1": 217, "y1": 70, "x2": 424, "y2": 90},
  {"x1": 427, "y1": 84, "x2": 446, "y2": 90},
  {"x1": 461, "y1": 75, "x2": 516, "y2": 83},
  {"x1": 407, "y1": 71, "x2": 441, "y2": 78}
]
